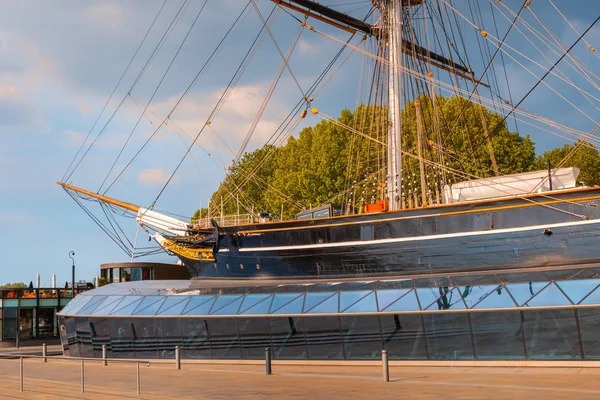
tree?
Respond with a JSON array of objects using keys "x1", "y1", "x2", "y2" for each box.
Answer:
[
  {"x1": 196, "y1": 96, "x2": 550, "y2": 218},
  {"x1": 0, "y1": 282, "x2": 27, "y2": 288},
  {"x1": 534, "y1": 141, "x2": 600, "y2": 187}
]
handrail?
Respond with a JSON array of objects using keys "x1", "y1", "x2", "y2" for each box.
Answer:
[{"x1": 0, "y1": 352, "x2": 152, "y2": 364}]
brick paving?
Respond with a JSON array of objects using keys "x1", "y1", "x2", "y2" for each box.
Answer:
[{"x1": 0, "y1": 358, "x2": 599, "y2": 399}]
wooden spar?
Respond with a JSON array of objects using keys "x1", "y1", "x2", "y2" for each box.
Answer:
[
  {"x1": 271, "y1": 0, "x2": 357, "y2": 34},
  {"x1": 272, "y1": 0, "x2": 476, "y2": 80},
  {"x1": 57, "y1": 182, "x2": 141, "y2": 213}
]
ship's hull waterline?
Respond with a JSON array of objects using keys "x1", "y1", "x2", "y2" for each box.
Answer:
[{"x1": 181, "y1": 188, "x2": 600, "y2": 279}]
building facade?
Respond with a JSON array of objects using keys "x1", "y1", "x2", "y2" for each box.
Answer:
[
  {"x1": 1, "y1": 288, "x2": 81, "y2": 342},
  {"x1": 58, "y1": 266, "x2": 600, "y2": 361}
]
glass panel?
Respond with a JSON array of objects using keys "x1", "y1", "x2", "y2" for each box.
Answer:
[
  {"x1": 506, "y1": 282, "x2": 550, "y2": 306},
  {"x1": 306, "y1": 294, "x2": 339, "y2": 314},
  {"x1": 182, "y1": 296, "x2": 215, "y2": 314},
  {"x1": 108, "y1": 318, "x2": 134, "y2": 358},
  {"x1": 239, "y1": 294, "x2": 271, "y2": 314},
  {"x1": 525, "y1": 283, "x2": 571, "y2": 307},
  {"x1": 270, "y1": 317, "x2": 307, "y2": 359},
  {"x1": 415, "y1": 288, "x2": 440, "y2": 309},
  {"x1": 91, "y1": 296, "x2": 124, "y2": 315},
  {"x1": 339, "y1": 290, "x2": 372, "y2": 312},
  {"x1": 424, "y1": 288, "x2": 465, "y2": 311},
  {"x1": 237, "y1": 318, "x2": 272, "y2": 359},
  {"x1": 384, "y1": 291, "x2": 420, "y2": 312},
  {"x1": 341, "y1": 282, "x2": 376, "y2": 291},
  {"x1": 303, "y1": 292, "x2": 336, "y2": 313},
  {"x1": 270, "y1": 293, "x2": 303, "y2": 313},
  {"x1": 460, "y1": 285, "x2": 499, "y2": 309},
  {"x1": 135, "y1": 298, "x2": 167, "y2": 316},
  {"x1": 241, "y1": 295, "x2": 273, "y2": 315},
  {"x1": 78, "y1": 296, "x2": 107, "y2": 315},
  {"x1": 110, "y1": 296, "x2": 143, "y2": 315},
  {"x1": 207, "y1": 318, "x2": 241, "y2": 359},
  {"x1": 185, "y1": 297, "x2": 217, "y2": 316},
  {"x1": 157, "y1": 296, "x2": 190, "y2": 315},
  {"x1": 424, "y1": 313, "x2": 474, "y2": 360},
  {"x1": 61, "y1": 295, "x2": 93, "y2": 315},
  {"x1": 577, "y1": 308, "x2": 600, "y2": 359},
  {"x1": 131, "y1": 319, "x2": 158, "y2": 359},
  {"x1": 453, "y1": 275, "x2": 499, "y2": 286},
  {"x1": 522, "y1": 309, "x2": 581, "y2": 359},
  {"x1": 211, "y1": 296, "x2": 243, "y2": 315},
  {"x1": 341, "y1": 316, "x2": 382, "y2": 360},
  {"x1": 210, "y1": 295, "x2": 243, "y2": 315},
  {"x1": 471, "y1": 311, "x2": 525, "y2": 360},
  {"x1": 580, "y1": 286, "x2": 600, "y2": 305},
  {"x1": 414, "y1": 277, "x2": 453, "y2": 288},
  {"x1": 303, "y1": 316, "x2": 343, "y2": 359},
  {"x1": 181, "y1": 318, "x2": 211, "y2": 359},
  {"x1": 131, "y1": 296, "x2": 163, "y2": 313},
  {"x1": 309, "y1": 283, "x2": 345, "y2": 292},
  {"x1": 381, "y1": 314, "x2": 427, "y2": 359},
  {"x1": 344, "y1": 292, "x2": 378, "y2": 313},
  {"x1": 472, "y1": 286, "x2": 517, "y2": 309},
  {"x1": 272, "y1": 295, "x2": 304, "y2": 315},
  {"x1": 375, "y1": 280, "x2": 414, "y2": 290},
  {"x1": 376, "y1": 289, "x2": 411, "y2": 311},
  {"x1": 156, "y1": 318, "x2": 182, "y2": 359},
  {"x1": 112, "y1": 298, "x2": 144, "y2": 316},
  {"x1": 89, "y1": 318, "x2": 112, "y2": 358},
  {"x1": 75, "y1": 317, "x2": 93, "y2": 357},
  {"x1": 556, "y1": 279, "x2": 600, "y2": 304}
]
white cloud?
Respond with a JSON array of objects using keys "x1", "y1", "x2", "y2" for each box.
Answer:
[
  {"x1": 85, "y1": 3, "x2": 124, "y2": 30},
  {"x1": 138, "y1": 168, "x2": 173, "y2": 186}
]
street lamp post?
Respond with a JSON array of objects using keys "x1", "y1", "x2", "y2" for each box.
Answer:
[{"x1": 69, "y1": 251, "x2": 75, "y2": 298}]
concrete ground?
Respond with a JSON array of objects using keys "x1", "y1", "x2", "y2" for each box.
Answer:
[{"x1": 0, "y1": 357, "x2": 599, "y2": 399}]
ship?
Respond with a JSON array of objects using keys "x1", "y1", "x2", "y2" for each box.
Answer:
[{"x1": 59, "y1": 0, "x2": 600, "y2": 279}]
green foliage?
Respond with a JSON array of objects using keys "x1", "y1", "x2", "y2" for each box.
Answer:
[
  {"x1": 534, "y1": 141, "x2": 600, "y2": 186},
  {"x1": 0, "y1": 282, "x2": 27, "y2": 288},
  {"x1": 197, "y1": 95, "x2": 596, "y2": 219}
]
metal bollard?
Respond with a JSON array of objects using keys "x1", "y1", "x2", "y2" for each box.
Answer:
[
  {"x1": 175, "y1": 346, "x2": 181, "y2": 370},
  {"x1": 81, "y1": 359, "x2": 85, "y2": 393},
  {"x1": 102, "y1": 344, "x2": 107, "y2": 366},
  {"x1": 382, "y1": 349, "x2": 389, "y2": 382},
  {"x1": 19, "y1": 357, "x2": 23, "y2": 392},
  {"x1": 42, "y1": 343, "x2": 47, "y2": 363},
  {"x1": 265, "y1": 347, "x2": 272, "y2": 375},
  {"x1": 136, "y1": 362, "x2": 141, "y2": 395}
]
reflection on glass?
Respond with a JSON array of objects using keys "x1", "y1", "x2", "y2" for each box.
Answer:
[
  {"x1": 207, "y1": 319, "x2": 241, "y2": 359},
  {"x1": 341, "y1": 316, "x2": 382, "y2": 360},
  {"x1": 304, "y1": 316, "x2": 343, "y2": 359},
  {"x1": 556, "y1": 280, "x2": 600, "y2": 304},
  {"x1": 525, "y1": 283, "x2": 571, "y2": 307},
  {"x1": 470, "y1": 311, "x2": 525, "y2": 359},
  {"x1": 270, "y1": 317, "x2": 307, "y2": 359},
  {"x1": 238, "y1": 318, "x2": 272, "y2": 359},
  {"x1": 376, "y1": 289, "x2": 411, "y2": 311},
  {"x1": 424, "y1": 313, "x2": 473, "y2": 360},
  {"x1": 472, "y1": 286, "x2": 516, "y2": 309},
  {"x1": 181, "y1": 318, "x2": 211, "y2": 359},
  {"x1": 380, "y1": 314, "x2": 426, "y2": 360},
  {"x1": 577, "y1": 308, "x2": 600, "y2": 359},
  {"x1": 522, "y1": 309, "x2": 581, "y2": 359}
]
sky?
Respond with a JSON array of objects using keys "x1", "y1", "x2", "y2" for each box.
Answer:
[{"x1": 0, "y1": 0, "x2": 599, "y2": 286}]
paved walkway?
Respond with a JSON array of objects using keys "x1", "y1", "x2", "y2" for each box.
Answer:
[{"x1": 0, "y1": 358, "x2": 599, "y2": 399}]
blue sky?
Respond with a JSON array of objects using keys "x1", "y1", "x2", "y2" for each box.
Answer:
[{"x1": 0, "y1": 0, "x2": 599, "y2": 286}]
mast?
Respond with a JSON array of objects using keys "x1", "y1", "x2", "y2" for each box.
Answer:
[
  {"x1": 57, "y1": 182, "x2": 191, "y2": 235},
  {"x1": 386, "y1": 0, "x2": 404, "y2": 210}
]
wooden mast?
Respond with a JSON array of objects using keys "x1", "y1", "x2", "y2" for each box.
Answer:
[{"x1": 57, "y1": 182, "x2": 140, "y2": 213}]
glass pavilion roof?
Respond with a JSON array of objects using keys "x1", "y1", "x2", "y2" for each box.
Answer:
[{"x1": 59, "y1": 267, "x2": 600, "y2": 318}]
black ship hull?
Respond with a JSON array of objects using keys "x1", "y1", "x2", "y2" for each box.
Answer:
[{"x1": 180, "y1": 188, "x2": 600, "y2": 279}]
